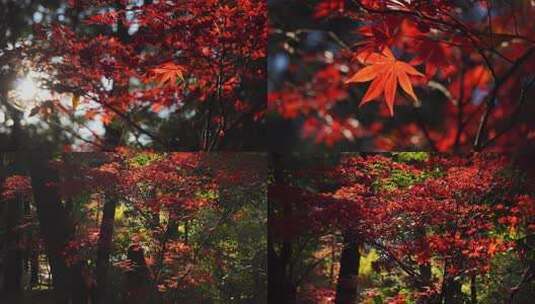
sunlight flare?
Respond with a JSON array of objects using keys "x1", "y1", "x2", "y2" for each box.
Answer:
[
  {"x1": 8, "y1": 70, "x2": 51, "y2": 111},
  {"x1": 16, "y1": 76, "x2": 40, "y2": 101}
]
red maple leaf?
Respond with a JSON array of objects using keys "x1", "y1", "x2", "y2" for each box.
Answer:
[
  {"x1": 147, "y1": 61, "x2": 186, "y2": 86},
  {"x1": 345, "y1": 47, "x2": 424, "y2": 116}
]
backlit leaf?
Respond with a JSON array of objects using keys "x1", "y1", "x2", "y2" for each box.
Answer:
[
  {"x1": 346, "y1": 47, "x2": 424, "y2": 116},
  {"x1": 148, "y1": 62, "x2": 186, "y2": 87}
]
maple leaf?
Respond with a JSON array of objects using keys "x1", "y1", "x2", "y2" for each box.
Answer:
[
  {"x1": 345, "y1": 47, "x2": 424, "y2": 116},
  {"x1": 410, "y1": 40, "x2": 455, "y2": 78},
  {"x1": 148, "y1": 62, "x2": 186, "y2": 86}
]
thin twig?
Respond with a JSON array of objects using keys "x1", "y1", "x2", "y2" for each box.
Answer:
[
  {"x1": 473, "y1": 47, "x2": 535, "y2": 150},
  {"x1": 480, "y1": 77, "x2": 535, "y2": 149}
]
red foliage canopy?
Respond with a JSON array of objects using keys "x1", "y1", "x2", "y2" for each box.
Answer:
[
  {"x1": 28, "y1": 0, "x2": 266, "y2": 150},
  {"x1": 269, "y1": 153, "x2": 535, "y2": 301}
]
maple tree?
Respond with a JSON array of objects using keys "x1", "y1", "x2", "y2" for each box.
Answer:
[
  {"x1": 1, "y1": 0, "x2": 266, "y2": 151},
  {"x1": 269, "y1": 152, "x2": 535, "y2": 303},
  {"x1": 0, "y1": 151, "x2": 267, "y2": 303},
  {"x1": 269, "y1": 1, "x2": 535, "y2": 151}
]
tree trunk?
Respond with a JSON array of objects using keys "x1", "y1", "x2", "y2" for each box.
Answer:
[
  {"x1": 123, "y1": 244, "x2": 155, "y2": 304},
  {"x1": 267, "y1": 224, "x2": 281, "y2": 304},
  {"x1": 415, "y1": 262, "x2": 438, "y2": 303},
  {"x1": 184, "y1": 220, "x2": 189, "y2": 245},
  {"x1": 268, "y1": 240, "x2": 296, "y2": 304},
  {"x1": 30, "y1": 250, "x2": 39, "y2": 287},
  {"x1": 7, "y1": 103, "x2": 22, "y2": 150},
  {"x1": 440, "y1": 256, "x2": 464, "y2": 304},
  {"x1": 94, "y1": 194, "x2": 117, "y2": 303},
  {"x1": 442, "y1": 276, "x2": 462, "y2": 304},
  {"x1": 268, "y1": 154, "x2": 297, "y2": 304},
  {"x1": 71, "y1": 261, "x2": 91, "y2": 304},
  {"x1": 335, "y1": 232, "x2": 361, "y2": 304},
  {"x1": 2, "y1": 196, "x2": 23, "y2": 297},
  {"x1": 29, "y1": 152, "x2": 88, "y2": 303},
  {"x1": 2, "y1": 152, "x2": 25, "y2": 298}
]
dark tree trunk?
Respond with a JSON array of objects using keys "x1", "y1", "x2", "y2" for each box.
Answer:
[
  {"x1": 7, "y1": 104, "x2": 22, "y2": 150},
  {"x1": 30, "y1": 250, "x2": 39, "y2": 287},
  {"x1": 123, "y1": 244, "x2": 155, "y2": 304},
  {"x1": 29, "y1": 152, "x2": 88, "y2": 304},
  {"x1": 23, "y1": 199, "x2": 31, "y2": 275},
  {"x1": 335, "y1": 232, "x2": 361, "y2": 304},
  {"x1": 442, "y1": 277, "x2": 462, "y2": 304},
  {"x1": 267, "y1": 230, "x2": 281, "y2": 304},
  {"x1": 72, "y1": 261, "x2": 91, "y2": 304},
  {"x1": 441, "y1": 257, "x2": 464, "y2": 304},
  {"x1": 95, "y1": 194, "x2": 117, "y2": 303},
  {"x1": 268, "y1": 240, "x2": 296, "y2": 304},
  {"x1": 2, "y1": 151, "x2": 25, "y2": 298},
  {"x1": 419, "y1": 263, "x2": 432, "y2": 286},
  {"x1": 268, "y1": 154, "x2": 296, "y2": 304},
  {"x1": 415, "y1": 262, "x2": 439, "y2": 304},
  {"x1": 3, "y1": 196, "x2": 23, "y2": 297}
]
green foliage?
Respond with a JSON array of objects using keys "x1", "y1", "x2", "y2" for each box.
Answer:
[
  {"x1": 196, "y1": 189, "x2": 218, "y2": 201},
  {"x1": 195, "y1": 194, "x2": 267, "y2": 303},
  {"x1": 359, "y1": 249, "x2": 379, "y2": 277},
  {"x1": 374, "y1": 168, "x2": 431, "y2": 192},
  {"x1": 382, "y1": 169, "x2": 423, "y2": 190},
  {"x1": 374, "y1": 154, "x2": 441, "y2": 192},
  {"x1": 128, "y1": 152, "x2": 163, "y2": 167},
  {"x1": 479, "y1": 251, "x2": 535, "y2": 303},
  {"x1": 392, "y1": 152, "x2": 429, "y2": 163},
  {"x1": 114, "y1": 202, "x2": 127, "y2": 222}
]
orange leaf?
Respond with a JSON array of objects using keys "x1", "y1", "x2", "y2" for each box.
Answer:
[
  {"x1": 148, "y1": 61, "x2": 185, "y2": 86},
  {"x1": 346, "y1": 47, "x2": 424, "y2": 116}
]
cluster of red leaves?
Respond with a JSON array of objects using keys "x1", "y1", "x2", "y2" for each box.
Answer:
[
  {"x1": 271, "y1": 153, "x2": 534, "y2": 301},
  {"x1": 1, "y1": 175, "x2": 32, "y2": 201},
  {"x1": 29, "y1": 0, "x2": 266, "y2": 148},
  {"x1": 148, "y1": 240, "x2": 211, "y2": 293},
  {"x1": 270, "y1": 0, "x2": 535, "y2": 150},
  {"x1": 270, "y1": 154, "x2": 421, "y2": 240},
  {"x1": 300, "y1": 286, "x2": 336, "y2": 304},
  {"x1": 268, "y1": 56, "x2": 366, "y2": 145},
  {"x1": 63, "y1": 227, "x2": 101, "y2": 267},
  {"x1": 118, "y1": 153, "x2": 216, "y2": 219},
  {"x1": 205, "y1": 153, "x2": 267, "y2": 189},
  {"x1": 51, "y1": 152, "x2": 217, "y2": 218},
  {"x1": 359, "y1": 155, "x2": 522, "y2": 277},
  {"x1": 48, "y1": 153, "x2": 123, "y2": 198}
]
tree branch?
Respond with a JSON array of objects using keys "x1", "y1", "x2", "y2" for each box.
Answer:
[
  {"x1": 473, "y1": 47, "x2": 535, "y2": 151},
  {"x1": 480, "y1": 77, "x2": 535, "y2": 149}
]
